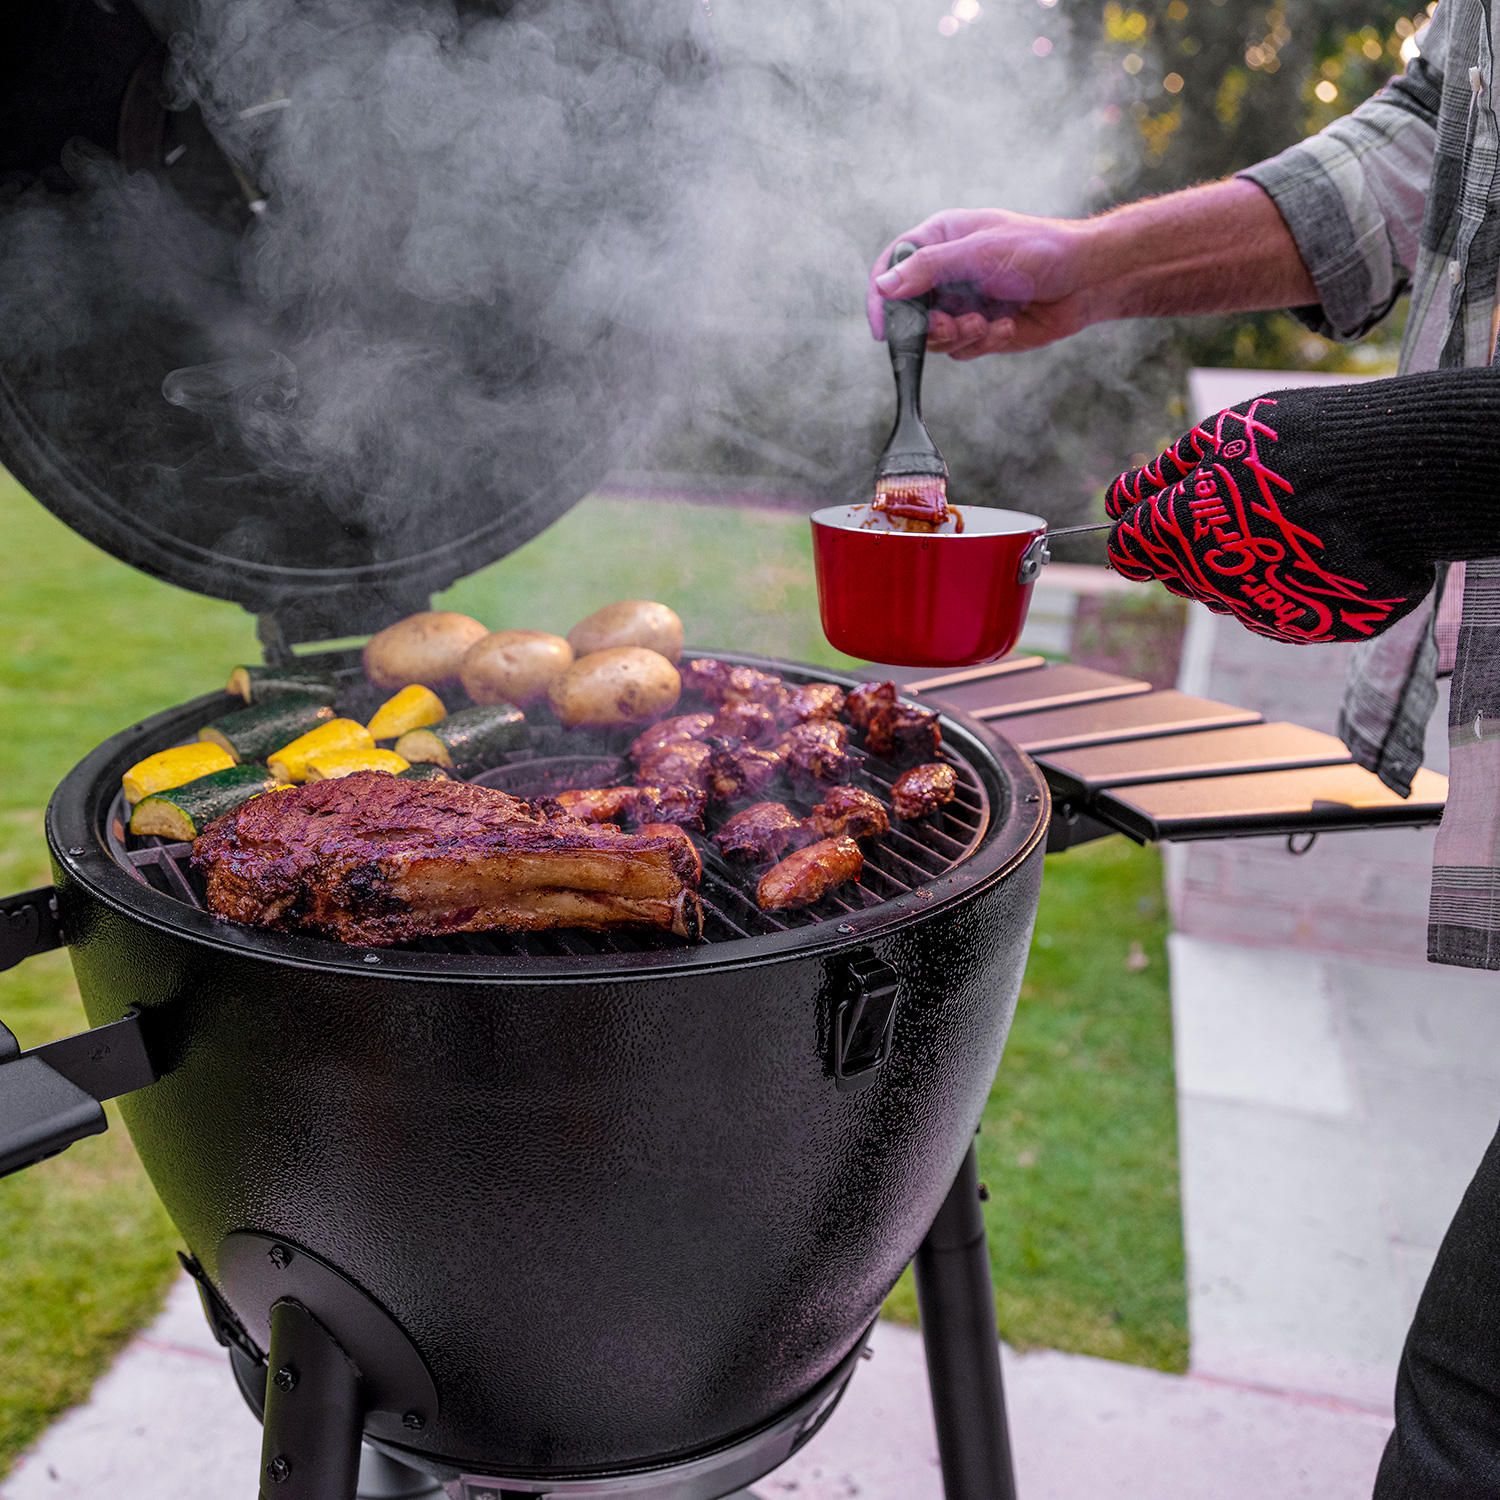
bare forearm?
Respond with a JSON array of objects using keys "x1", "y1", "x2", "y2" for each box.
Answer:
[{"x1": 1079, "y1": 178, "x2": 1317, "y2": 323}]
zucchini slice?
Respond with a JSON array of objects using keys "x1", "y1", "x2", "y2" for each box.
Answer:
[
  {"x1": 304, "y1": 748, "x2": 410, "y2": 781},
  {"x1": 226, "y1": 665, "x2": 339, "y2": 705},
  {"x1": 123, "y1": 743, "x2": 236, "y2": 806},
  {"x1": 199, "y1": 697, "x2": 335, "y2": 764},
  {"x1": 367, "y1": 684, "x2": 447, "y2": 741},
  {"x1": 268, "y1": 719, "x2": 376, "y2": 783},
  {"x1": 130, "y1": 765, "x2": 280, "y2": 840},
  {"x1": 394, "y1": 704, "x2": 526, "y2": 777},
  {"x1": 397, "y1": 763, "x2": 452, "y2": 782}
]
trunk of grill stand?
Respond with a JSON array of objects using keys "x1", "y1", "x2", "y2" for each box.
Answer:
[{"x1": 0, "y1": 656, "x2": 1046, "y2": 1500}]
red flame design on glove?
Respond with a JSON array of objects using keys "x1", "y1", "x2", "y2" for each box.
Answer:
[{"x1": 1104, "y1": 399, "x2": 1410, "y2": 643}]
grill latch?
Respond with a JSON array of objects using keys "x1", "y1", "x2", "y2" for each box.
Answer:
[{"x1": 835, "y1": 954, "x2": 901, "y2": 1093}]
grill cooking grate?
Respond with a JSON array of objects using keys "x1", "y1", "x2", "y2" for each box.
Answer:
[{"x1": 106, "y1": 677, "x2": 992, "y2": 957}]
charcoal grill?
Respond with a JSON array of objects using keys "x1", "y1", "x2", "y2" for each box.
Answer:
[
  {"x1": 0, "y1": 654, "x2": 1047, "y2": 1500},
  {"x1": 1, "y1": 6, "x2": 1043, "y2": 1496}
]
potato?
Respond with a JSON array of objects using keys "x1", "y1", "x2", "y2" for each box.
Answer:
[
  {"x1": 461, "y1": 630, "x2": 574, "y2": 706},
  {"x1": 567, "y1": 601, "x2": 684, "y2": 665},
  {"x1": 547, "y1": 647, "x2": 682, "y2": 728},
  {"x1": 364, "y1": 611, "x2": 489, "y2": 691}
]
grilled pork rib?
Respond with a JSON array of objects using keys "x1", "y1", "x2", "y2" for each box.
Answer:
[{"x1": 193, "y1": 773, "x2": 703, "y2": 945}]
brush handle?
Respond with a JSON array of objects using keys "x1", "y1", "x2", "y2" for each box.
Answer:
[{"x1": 879, "y1": 242, "x2": 947, "y2": 480}]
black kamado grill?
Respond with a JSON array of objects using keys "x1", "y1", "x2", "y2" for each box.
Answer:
[{"x1": 0, "y1": 8, "x2": 1047, "y2": 1499}]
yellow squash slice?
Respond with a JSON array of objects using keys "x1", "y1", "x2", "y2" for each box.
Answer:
[
  {"x1": 366, "y1": 685, "x2": 447, "y2": 741},
  {"x1": 268, "y1": 720, "x2": 375, "y2": 784},
  {"x1": 122, "y1": 743, "x2": 235, "y2": 807},
  {"x1": 304, "y1": 748, "x2": 411, "y2": 782}
]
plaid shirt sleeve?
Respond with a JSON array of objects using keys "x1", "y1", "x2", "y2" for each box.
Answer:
[{"x1": 1237, "y1": 16, "x2": 1447, "y2": 342}]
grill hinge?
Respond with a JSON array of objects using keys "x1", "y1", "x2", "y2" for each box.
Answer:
[{"x1": 834, "y1": 953, "x2": 901, "y2": 1093}]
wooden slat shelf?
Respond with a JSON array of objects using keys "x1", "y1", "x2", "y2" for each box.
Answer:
[
  {"x1": 1035, "y1": 721, "x2": 1351, "y2": 797},
  {"x1": 874, "y1": 659, "x2": 1453, "y2": 847},
  {"x1": 994, "y1": 690, "x2": 1261, "y2": 755}
]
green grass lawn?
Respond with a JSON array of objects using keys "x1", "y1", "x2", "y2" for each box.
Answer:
[{"x1": 0, "y1": 466, "x2": 1186, "y2": 1474}]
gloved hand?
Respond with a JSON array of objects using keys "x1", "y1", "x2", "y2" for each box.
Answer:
[{"x1": 1104, "y1": 373, "x2": 1500, "y2": 643}]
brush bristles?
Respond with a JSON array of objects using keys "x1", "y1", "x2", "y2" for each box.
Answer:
[{"x1": 874, "y1": 476, "x2": 949, "y2": 523}]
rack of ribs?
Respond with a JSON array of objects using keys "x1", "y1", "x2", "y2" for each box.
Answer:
[{"x1": 193, "y1": 772, "x2": 703, "y2": 945}]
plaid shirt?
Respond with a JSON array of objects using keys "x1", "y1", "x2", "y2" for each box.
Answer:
[{"x1": 1239, "y1": 0, "x2": 1500, "y2": 969}]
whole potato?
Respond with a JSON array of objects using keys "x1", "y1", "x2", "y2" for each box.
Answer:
[
  {"x1": 364, "y1": 611, "x2": 489, "y2": 691},
  {"x1": 461, "y1": 630, "x2": 574, "y2": 706},
  {"x1": 567, "y1": 601, "x2": 684, "y2": 665},
  {"x1": 547, "y1": 647, "x2": 682, "y2": 728}
]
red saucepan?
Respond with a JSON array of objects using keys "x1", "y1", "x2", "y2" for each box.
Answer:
[{"x1": 811, "y1": 507, "x2": 1110, "y2": 668}]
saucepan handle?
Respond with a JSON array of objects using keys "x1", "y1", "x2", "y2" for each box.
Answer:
[
  {"x1": 0, "y1": 885, "x2": 158, "y2": 1176},
  {"x1": 1017, "y1": 522, "x2": 1113, "y2": 586}
]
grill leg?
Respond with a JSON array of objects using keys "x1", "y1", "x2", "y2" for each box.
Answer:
[
  {"x1": 259, "y1": 1297, "x2": 365, "y2": 1500},
  {"x1": 914, "y1": 1142, "x2": 1018, "y2": 1500}
]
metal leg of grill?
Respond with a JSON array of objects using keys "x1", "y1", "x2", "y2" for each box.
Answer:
[{"x1": 914, "y1": 1142, "x2": 1018, "y2": 1500}]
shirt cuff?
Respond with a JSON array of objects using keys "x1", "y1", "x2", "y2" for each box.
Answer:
[{"x1": 1238, "y1": 148, "x2": 1402, "y2": 342}]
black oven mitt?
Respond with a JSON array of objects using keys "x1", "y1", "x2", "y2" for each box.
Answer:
[{"x1": 1104, "y1": 371, "x2": 1500, "y2": 643}]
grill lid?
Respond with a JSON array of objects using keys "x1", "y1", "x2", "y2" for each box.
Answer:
[{"x1": 0, "y1": 0, "x2": 715, "y2": 643}]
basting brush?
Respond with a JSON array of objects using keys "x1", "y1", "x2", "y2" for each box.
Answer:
[{"x1": 874, "y1": 241, "x2": 949, "y2": 526}]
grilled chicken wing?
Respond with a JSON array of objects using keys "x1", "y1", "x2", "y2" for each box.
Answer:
[
  {"x1": 782, "y1": 721, "x2": 854, "y2": 784},
  {"x1": 784, "y1": 682, "x2": 846, "y2": 724},
  {"x1": 709, "y1": 700, "x2": 781, "y2": 745},
  {"x1": 757, "y1": 836, "x2": 863, "y2": 910},
  {"x1": 865, "y1": 702, "x2": 941, "y2": 761},
  {"x1": 193, "y1": 772, "x2": 702, "y2": 944},
  {"x1": 550, "y1": 783, "x2": 707, "y2": 830},
  {"x1": 714, "y1": 802, "x2": 804, "y2": 862},
  {"x1": 629, "y1": 712, "x2": 715, "y2": 762},
  {"x1": 844, "y1": 681, "x2": 898, "y2": 730},
  {"x1": 682, "y1": 659, "x2": 789, "y2": 712},
  {"x1": 636, "y1": 739, "x2": 714, "y2": 791},
  {"x1": 805, "y1": 785, "x2": 889, "y2": 841},
  {"x1": 890, "y1": 763, "x2": 957, "y2": 820},
  {"x1": 706, "y1": 739, "x2": 790, "y2": 802}
]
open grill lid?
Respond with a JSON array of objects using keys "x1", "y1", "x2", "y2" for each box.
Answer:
[{"x1": 0, "y1": 0, "x2": 715, "y2": 648}]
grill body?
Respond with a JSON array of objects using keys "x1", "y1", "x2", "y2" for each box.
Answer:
[{"x1": 43, "y1": 660, "x2": 1046, "y2": 1481}]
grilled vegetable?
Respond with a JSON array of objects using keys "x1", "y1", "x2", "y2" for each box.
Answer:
[
  {"x1": 129, "y1": 765, "x2": 280, "y2": 840},
  {"x1": 226, "y1": 665, "x2": 339, "y2": 705},
  {"x1": 397, "y1": 762, "x2": 452, "y2": 782},
  {"x1": 460, "y1": 630, "x2": 573, "y2": 706},
  {"x1": 548, "y1": 648, "x2": 681, "y2": 728},
  {"x1": 268, "y1": 720, "x2": 375, "y2": 783},
  {"x1": 567, "y1": 601, "x2": 684, "y2": 665},
  {"x1": 394, "y1": 704, "x2": 526, "y2": 776},
  {"x1": 199, "y1": 697, "x2": 336, "y2": 764},
  {"x1": 122, "y1": 743, "x2": 235, "y2": 806},
  {"x1": 366, "y1": 685, "x2": 447, "y2": 741},
  {"x1": 305, "y1": 748, "x2": 411, "y2": 781},
  {"x1": 363, "y1": 611, "x2": 489, "y2": 691}
]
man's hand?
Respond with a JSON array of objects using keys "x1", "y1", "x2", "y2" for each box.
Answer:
[
  {"x1": 1104, "y1": 385, "x2": 1440, "y2": 644},
  {"x1": 866, "y1": 210, "x2": 1097, "y2": 359},
  {"x1": 866, "y1": 179, "x2": 1318, "y2": 359}
]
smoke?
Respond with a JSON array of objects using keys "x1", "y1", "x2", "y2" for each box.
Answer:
[{"x1": 0, "y1": 0, "x2": 1168, "y2": 599}]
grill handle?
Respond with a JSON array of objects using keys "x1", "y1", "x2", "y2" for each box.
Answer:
[
  {"x1": 833, "y1": 953, "x2": 901, "y2": 1093},
  {"x1": 0, "y1": 885, "x2": 159, "y2": 1175},
  {"x1": 0, "y1": 886, "x2": 66, "y2": 973}
]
